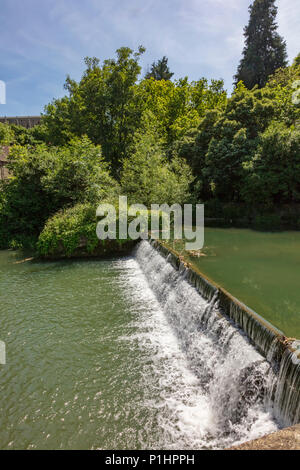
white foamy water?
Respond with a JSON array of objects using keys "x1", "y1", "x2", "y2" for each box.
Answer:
[
  {"x1": 114, "y1": 241, "x2": 280, "y2": 449},
  {"x1": 0, "y1": 248, "x2": 285, "y2": 450}
]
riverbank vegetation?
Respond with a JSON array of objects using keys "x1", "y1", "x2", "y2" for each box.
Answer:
[{"x1": 0, "y1": 0, "x2": 299, "y2": 256}]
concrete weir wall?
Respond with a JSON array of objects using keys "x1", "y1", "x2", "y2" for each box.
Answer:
[{"x1": 149, "y1": 239, "x2": 300, "y2": 430}]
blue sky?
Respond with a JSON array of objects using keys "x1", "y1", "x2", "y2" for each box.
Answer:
[{"x1": 0, "y1": 0, "x2": 299, "y2": 116}]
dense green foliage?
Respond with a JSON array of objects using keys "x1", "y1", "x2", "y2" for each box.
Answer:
[
  {"x1": 0, "y1": 35, "x2": 299, "y2": 254},
  {"x1": 0, "y1": 122, "x2": 14, "y2": 145},
  {"x1": 121, "y1": 111, "x2": 193, "y2": 206},
  {"x1": 43, "y1": 47, "x2": 146, "y2": 174},
  {"x1": 42, "y1": 47, "x2": 227, "y2": 174},
  {"x1": 37, "y1": 203, "x2": 99, "y2": 256},
  {"x1": 0, "y1": 122, "x2": 49, "y2": 147},
  {"x1": 241, "y1": 122, "x2": 300, "y2": 207},
  {"x1": 294, "y1": 54, "x2": 300, "y2": 68},
  {"x1": 0, "y1": 137, "x2": 119, "y2": 248},
  {"x1": 37, "y1": 201, "x2": 171, "y2": 257},
  {"x1": 176, "y1": 61, "x2": 300, "y2": 215},
  {"x1": 145, "y1": 56, "x2": 174, "y2": 81},
  {"x1": 234, "y1": 0, "x2": 287, "y2": 89},
  {"x1": 37, "y1": 202, "x2": 144, "y2": 257}
]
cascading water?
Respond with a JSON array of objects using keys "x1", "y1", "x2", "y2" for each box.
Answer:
[
  {"x1": 1, "y1": 246, "x2": 297, "y2": 450},
  {"x1": 133, "y1": 240, "x2": 298, "y2": 448}
]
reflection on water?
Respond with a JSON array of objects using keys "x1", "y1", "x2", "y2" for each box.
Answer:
[{"x1": 169, "y1": 228, "x2": 300, "y2": 338}]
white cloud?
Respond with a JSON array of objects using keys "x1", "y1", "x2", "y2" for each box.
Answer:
[
  {"x1": 277, "y1": 0, "x2": 300, "y2": 62},
  {"x1": 1, "y1": 0, "x2": 299, "y2": 114}
]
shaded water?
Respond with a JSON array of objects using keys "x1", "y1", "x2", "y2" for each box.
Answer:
[
  {"x1": 0, "y1": 247, "x2": 280, "y2": 450},
  {"x1": 167, "y1": 228, "x2": 300, "y2": 338}
]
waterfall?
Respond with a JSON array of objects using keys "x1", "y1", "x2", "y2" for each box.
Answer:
[{"x1": 134, "y1": 240, "x2": 300, "y2": 441}]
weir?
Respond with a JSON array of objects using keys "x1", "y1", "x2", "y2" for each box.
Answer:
[{"x1": 135, "y1": 240, "x2": 300, "y2": 436}]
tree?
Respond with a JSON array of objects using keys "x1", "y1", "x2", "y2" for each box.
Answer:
[
  {"x1": 145, "y1": 56, "x2": 174, "y2": 81},
  {"x1": 37, "y1": 203, "x2": 100, "y2": 257},
  {"x1": 234, "y1": 0, "x2": 288, "y2": 89},
  {"x1": 293, "y1": 53, "x2": 300, "y2": 67},
  {"x1": 188, "y1": 84, "x2": 277, "y2": 202},
  {"x1": 137, "y1": 77, "x2": 226, "y2": 147},
  {"x1": 265, "y1": 59, "x2": 300, "y2": 126},
  {"x1": 43, "y1": 47, "x2": 146, "y2": 174},
  {"x1": 0, "y1": 137, "x2": 119, "y2": 247},
  {"x1": 42, "y1": 48, "x2": 226, "y2": 175},
  {"x1": 40, "y1": 137, "x2": 119, "y2": 208},
  {"x1": 0, "y1": 122, "x2": 14, "y2": 145},
  {"x1": 121, "y1": 111, "x2": 193, "y2": 207},
  {"x1": 241, "y1": 122, "x2": 300, "y2": 207}
]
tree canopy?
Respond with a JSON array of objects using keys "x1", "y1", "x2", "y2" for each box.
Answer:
[
  {"x1": 121, "y1": 111, "x2": 193, "y2": 207},
  {"x1": 1, "y1": 40, "x2": 300, "y2": 251},
  {"x1": 0, "y1": 137, "x2": 119, "y2": 248},
  {"x1": 293, "y1": 53, "x2": 300, "y2": 67},
  {"x1": 43, "y1": 46, "x2": 146, "y2": 175},
  {"x1": 42, "y1": 48, "x2": 227, "y2": 174},
  {"x1": 234, "y1": 0, "x2": 288, "y2": 89},
  {"x1": 145, "y1": 56, "x2": 174, "y2": 81}
]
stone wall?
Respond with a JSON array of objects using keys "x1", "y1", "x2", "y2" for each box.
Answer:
[
  {"x1": 149, "y1": 239, "x2": 300, "y2": 427},
  {"x1": 229, "y1": 424, "x2": 300, "y2": 450}
]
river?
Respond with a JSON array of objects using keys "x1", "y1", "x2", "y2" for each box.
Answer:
[
  {"x1": 167, "y1": 228, "x2": 300, "y2": 338},
  {"x1": 0, "y1": 245, "x2": 280, "y2": 450}
]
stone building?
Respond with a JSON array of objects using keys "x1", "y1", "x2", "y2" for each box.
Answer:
[{"x1": 0, "y1": 116, "x2": 41, "y2": 129}]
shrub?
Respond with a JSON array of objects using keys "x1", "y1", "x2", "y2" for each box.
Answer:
[
  {"x1": 37, "y1": 204, "x2": 99, "y2": 257},
  {"x1": 0, "y1": 122, "x2": 14, "y2": 145},
  {"x1": 0, "y1": 136, "x2": 119, "y2": 248}
]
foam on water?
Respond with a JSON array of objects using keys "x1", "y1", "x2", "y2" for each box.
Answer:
[{"x1": 115, "y1": 242, "x2": 280, "y2": 449}]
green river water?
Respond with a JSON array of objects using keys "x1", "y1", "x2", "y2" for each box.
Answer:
[
  {"x1": 168, "y1": 228, "x2": 300, "y2": 338},
  {"x1": 1, "y1": 249, "x2": 242, "y2": 450},
  {"x1": 1, "y1": 250, "x2": 197, "y2": 450},
  {"x1": 1, "y1": 229, "x2": 296, "y2": 449}
]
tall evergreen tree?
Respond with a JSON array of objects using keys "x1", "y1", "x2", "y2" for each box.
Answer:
[
  {"x1": 293, "y1": 53, "x2": 300, "y2": 67},
  {"x1": 234, "y1": 0, "x2": 288, "y2": 89},
  {"x1": 145, "y1": 56, "x2": 174, "y2": 81}
]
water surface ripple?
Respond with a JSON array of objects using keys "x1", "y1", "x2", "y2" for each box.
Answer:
[{"x1": 0, "y1": 249, "x2": 278, "y2": 449}]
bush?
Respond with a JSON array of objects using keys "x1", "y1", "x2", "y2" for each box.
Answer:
[
  {"x1": 37, "y1": 204, "x2": 99, "y2": 256},
  {"x1": 0, "y1": 122, "x2": 14, "y2": 145},
  {"x1": 37, "y1": 200, "x2": 176, "y2": 258},
  {"x1": 0, "y1": 136, "x2": 119, "y2": 248}
]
